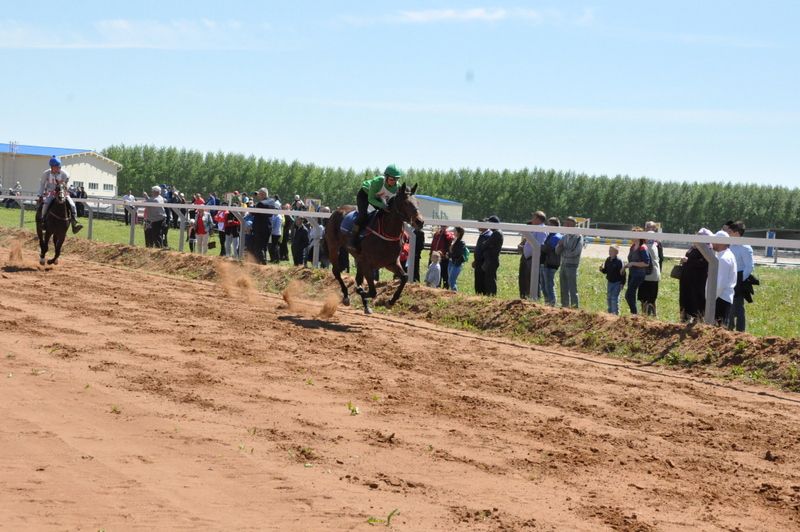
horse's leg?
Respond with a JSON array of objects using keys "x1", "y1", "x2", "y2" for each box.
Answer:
[
  {"x1": 39, "y1": 234, "x2": 46, "y2": 265},
  {"x1": 329, "y1": 244, "x2": 350, "y2": 306},
  {"x1": 354, "y1": 265, "x2": 371, "y2": 314},
  {"x1": 35, "y1": 205, "x2": 44, "y2": 246},
  {"x1": 385, "y1": 261, "x2": 408, "y2": 306},
  {"x1": 332, "y1": 262, "x2": 350, "y2": 306},
  {"x1": 50, "y1": 232, "x2": 64, "y2": 265},
  {"x1": 40, "y1": 228, "x2": 51, "y2": 266}
]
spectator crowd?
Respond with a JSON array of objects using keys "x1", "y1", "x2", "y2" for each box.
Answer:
[{"x1": 120, "y1": 185, "x2": 760, "y2": 332}]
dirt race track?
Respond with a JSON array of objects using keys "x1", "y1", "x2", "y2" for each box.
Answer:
[{"x1": 1, "y1": 242, "x2": 800, "y2": 531}]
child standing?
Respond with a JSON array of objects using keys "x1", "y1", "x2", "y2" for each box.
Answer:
[
  {"x1": 187, "y1": 219, "x2": 197, "y2": 253},
  {"x1": 599, "y1": 245, "x2": 626, "y2": 314},
  {"x1": 425, "y1": 251, "x2": 442, "y2": 288}
]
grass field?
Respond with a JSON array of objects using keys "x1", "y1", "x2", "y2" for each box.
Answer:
[{"x1": 2, "y1": 205, "x2": 797, "y2": 338}]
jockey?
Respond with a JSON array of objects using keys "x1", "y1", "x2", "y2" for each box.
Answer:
[
  {"x1": 349, "y1": 164, "x2": 402, "y2": 251},
  {"x1": 38, "y1": 156, "x2": 83, "y2": 234}
]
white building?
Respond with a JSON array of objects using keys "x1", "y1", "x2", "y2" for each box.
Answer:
[
  {"x1": 415, "y1": 194, "x2": 463, "y2": 222},
  {"x1": 0, "y1": 142, "x2": 122, "y2": 198}
]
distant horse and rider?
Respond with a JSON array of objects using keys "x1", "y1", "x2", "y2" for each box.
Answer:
[
  {"x1": 35, "y1": 156, "x2": 82, "y2": 266},
  {"x1": 36, "y1": 182, "x2": 71, "y2": 265},
  {"x1": 325, "y1": 165, "x2": 425, "y2": 314}
]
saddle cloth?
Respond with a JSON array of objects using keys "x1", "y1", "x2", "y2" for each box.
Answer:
[{"x1": 340, "y1": 210, "x2": 378, "y2": 236}]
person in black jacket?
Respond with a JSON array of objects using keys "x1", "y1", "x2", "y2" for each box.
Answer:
[
  {"x1": 473, "y1": 216, "x2": 504, "y2": 295},
  {"x1": 482, "y1": 215, "x2": 504, "y2": 296},
  {"x1": 250, "y1": 187, "x2": 273, "y2": 264},
  {"x1": 291, "y1": 217, "x2": 310, "y2": 266},
  {"x1": 447, "y1": 227, "x2": 468, "y2": 291},
  {"x1": 599, "y1": 244, "x2": 626, "y2": 314},
  {"x1": 473, "y1": 222, "x2": 491, "y2": 295}
]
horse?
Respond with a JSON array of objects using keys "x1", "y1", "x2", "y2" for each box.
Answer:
[
  {"x1": 326, "y1": 183, "x2": 425, "y2": 314},
  {"x1": 37, "y1": 183, "x2": 71, "y2": 266}
]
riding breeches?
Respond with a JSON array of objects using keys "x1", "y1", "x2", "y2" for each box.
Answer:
[
  {"x1": 355, "y1": 189, "x2": 370, "y2": 227},
  {"x1": 42, "y1": 195, "x2": 77, "y2": 219}
]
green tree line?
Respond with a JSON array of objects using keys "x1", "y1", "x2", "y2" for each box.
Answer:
[{"x1": 103, "y1": 144, "x2": 800, "y2": 232}]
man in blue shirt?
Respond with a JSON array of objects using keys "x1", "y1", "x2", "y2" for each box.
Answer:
[{"x1": 724, "y1": 220, "x2": 754, "y2": 332}]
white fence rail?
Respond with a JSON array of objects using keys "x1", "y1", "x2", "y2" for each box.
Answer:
[{"x1": 3, "y1": 194, "x2": 799, "y2": 326}]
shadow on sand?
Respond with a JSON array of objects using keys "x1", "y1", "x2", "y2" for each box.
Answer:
[{"x1": 277, "y1": 315, "x2": 360, "y2": 333}]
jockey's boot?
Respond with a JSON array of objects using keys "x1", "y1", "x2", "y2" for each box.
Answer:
[
  {"x1": 70, "y1": 216, "x2": 84, "y2": 234},
  {"x1": 348, "y1": 224, "x2": 361, "y2": 253}
]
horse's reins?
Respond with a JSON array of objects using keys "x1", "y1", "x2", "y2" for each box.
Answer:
[
  {"x1": 364, "y1": 215, "x2": 403, "y2": 242},
  {"x1": 44, "y1": 191, "x2": 70, "y2": 222},
  {"x1": 46, "y1": 206, "x2": 70, "y2": 222}
]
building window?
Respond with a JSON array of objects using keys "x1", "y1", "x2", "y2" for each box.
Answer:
[
  {"x1": 88, "y1": 182, "x2": 98, "y2": 190},
  {"x1": 103, "y1": 184, "x2": 115, "y2": 191},
  {"x1": 73, "y1": 181, "x2": 84, "y2": 188}
]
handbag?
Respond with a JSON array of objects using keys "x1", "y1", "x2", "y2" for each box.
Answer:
[
  {"x1": 208, "y1": 240, "x2": 217, "y2": 249},
  {"x1": 669, "y1": 264, "x2": 683, "y2": 279}
]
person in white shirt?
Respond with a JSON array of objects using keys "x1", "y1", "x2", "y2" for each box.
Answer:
[
  {"x1": 269, "y1": 209, "x2": 283, "y2": 263},
  {"x1": 723, "y1": 220, "x2": 754, "y2": 332},
  {"x1": 710, "y1": 230, "x2": 738, "y2": 327},
  {"x1": 122, "y1": 190, "x2": 136, "y2": 225}
]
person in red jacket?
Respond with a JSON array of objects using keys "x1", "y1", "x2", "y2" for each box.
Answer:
[
  {"x1": 223, "y1": 206, "x2": 241, "y2": 258},
  {"x1": 429, "y1": 225, "x2": 455, "y2": 288}
]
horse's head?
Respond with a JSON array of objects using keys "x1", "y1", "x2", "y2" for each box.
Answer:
[
  {"x1": 390, "y1": 183, "x2": 424, "y2": 231},
  {"x1": 54, "y1": 183, "x2": 66, "y2": 203}
]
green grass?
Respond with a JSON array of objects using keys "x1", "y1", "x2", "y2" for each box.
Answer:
[
  {"x1": 2, "y1": 205, "x2": 798, "y2": 337},
  {"x1": 0, "y1": 205, "x2": 147, "y2": 247},
  {"x1": 428, "y1": 251, "x2": 799, "y2": 338}
]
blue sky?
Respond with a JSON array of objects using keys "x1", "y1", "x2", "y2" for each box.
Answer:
[{"x1": 2, "y1": 1, "x2": 798, "y2": 187}]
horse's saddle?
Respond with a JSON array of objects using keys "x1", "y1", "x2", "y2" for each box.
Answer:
[{"x1": 340, "y1": 210, "x2": 380, "y2": 236}]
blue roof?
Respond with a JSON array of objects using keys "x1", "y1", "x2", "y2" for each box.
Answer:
[
  {"x1": 0, "y1": 143, "x2": 92, "y2": 157},
  {"x1": 415, "y1": 194, "x2": 462, "y2": 205}
]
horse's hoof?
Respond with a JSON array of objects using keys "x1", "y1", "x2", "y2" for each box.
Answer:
[
  {"x1": 364, "y1": 306, "x2": 373, "y2": 315},
  {"x1": 39, "y1": 257, "x2": 45, "y2": 266},
  {"x1": 343, "y1": 297, "x2": 351, "y2": 306},
  {"x1": 48, "y1": 258, "x2": 58, "y2": 265}
]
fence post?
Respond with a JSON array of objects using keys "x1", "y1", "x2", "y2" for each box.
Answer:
[
  {"x1": 87, "y1": 201, "x2": 94, "y2": 240},
  {"x1": 126, "y1": 206, "x2": 136, "y2": 245},
  {"x1": 696, "y1": 244, "x2": 718, "y2": 325},
  {"x1": 19, "y1": 200, "x2": 25, "y2": 228},
  {"x1": 309, "y1": 218, "x2": 320, "y2": 268},
  {"x1": 524, "y1": 233, "x2": 541, "y2": 301},
  {"x1": 174, "y1": 208, "x2": 188, "y2": 253},
  {"x1": 765, "y1": 230, "x2": 776, "y2": 258},
  {"x1": 407, "y1": 223, "x2": 417, "y2": 283}
]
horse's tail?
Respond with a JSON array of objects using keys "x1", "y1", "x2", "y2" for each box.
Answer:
[{"x1": 325, "y1": 206, "x2": 355, "y2": 269}]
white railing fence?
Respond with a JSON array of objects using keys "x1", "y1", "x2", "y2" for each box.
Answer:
[{"x1": 2, "y1": 194, "x2": 799, "y2": 326}]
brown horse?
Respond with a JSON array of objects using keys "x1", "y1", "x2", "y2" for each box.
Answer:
[
  {"x1": 37, "y1": 183, "x2": 70, "y2": 266},
  {"x1": 326, "y1": 183, "x2": 424, "y2": 314}
]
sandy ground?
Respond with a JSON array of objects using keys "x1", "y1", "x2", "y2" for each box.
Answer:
[{"x1": 1, "y1": 244, "x2": 800, "y2": 531}]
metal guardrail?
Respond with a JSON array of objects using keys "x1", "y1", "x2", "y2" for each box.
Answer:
[{"x1": 3, "y1": 194, "x2": 799, "y2": 325}]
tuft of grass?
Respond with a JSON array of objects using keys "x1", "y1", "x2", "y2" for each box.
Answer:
[
  {"x1": 110, "y1": 405, "x2": 121, "y2": 415},
  {"x1": 663, "y1": 350, "x2": 699, "y2": 367},
  {"x1": 786, "y1": 363, "x2": 799, "y2": 383},
  {"x1": 346, "y1": 401, "x2": 360, "y2": 416},
  {"x1": 367, "y1": 508, "x2": 400, "y2": 527}
]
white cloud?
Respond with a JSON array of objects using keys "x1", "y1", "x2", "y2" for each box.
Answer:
[
  {"x1": 397, "y1": 8, "x2": 510, "y2": 23},
  {"x1": 305, "y1": 98, "x2": 800, "y2": 127},
  {"x1": 336, "y1": 7, "x2": 589, "y2": 27},
  {"x1": 0, "y1": 19, "x2": 266, "y2": 50}
]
